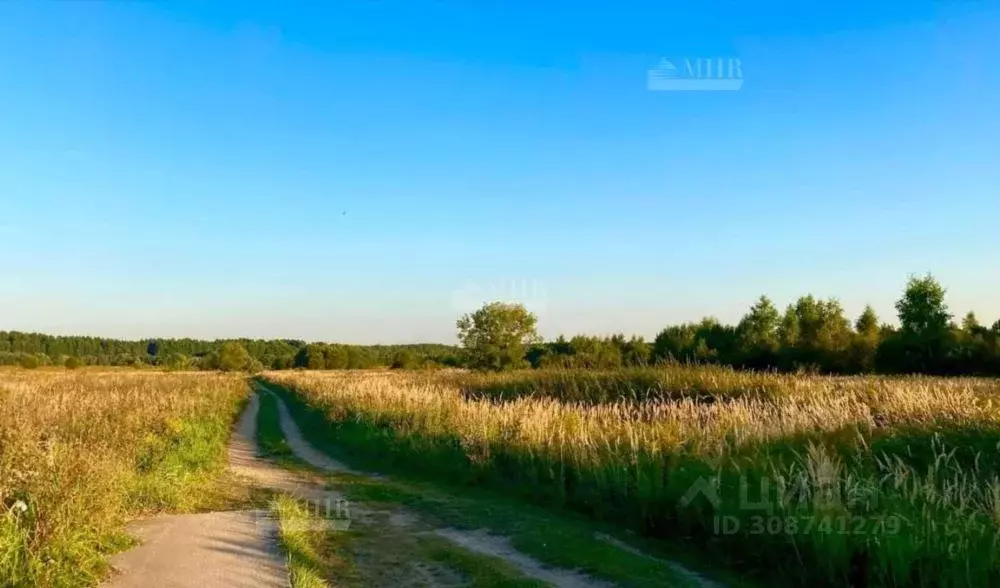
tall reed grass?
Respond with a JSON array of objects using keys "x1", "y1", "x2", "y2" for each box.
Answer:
[
  {"x1": 0, "y1": 369, "x2": 248, "y2": 587},
  {"x1": 266, "y1": 368, "x2": 1000, "y2": 587}
]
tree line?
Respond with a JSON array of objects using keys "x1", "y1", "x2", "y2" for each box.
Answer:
[
  {"x1": 0, "y1": 332, "x2": 460, "y2": 371},
  {"x1": 463, "y1": 275, "x2": 1000, "y2": 375},
  {"x1": 3, "y1": 274, "x2": 997, "y2": 375}
]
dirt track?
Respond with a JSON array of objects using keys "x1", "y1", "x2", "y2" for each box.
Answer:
[
  {"x1": 105, "y1": 393, "x2": 292, "y2": 587},
  {"x1": 106, "y1": 388, "x2": 714, "y2": 588}
]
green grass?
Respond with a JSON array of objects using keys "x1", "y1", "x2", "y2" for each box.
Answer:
[
  {"x1": 126, "y1": 413, "x2": 245, "y2": 513},
  {"x1": 333, "y1": 472, "x2": 711, "y2": 588},
  {"x1": 256, "y1": 392, "x2": 294, "y2": 459},
  {"x1": 271, "y1": 494, "x2": 356, "y2": 588},
  {"x1": 417, "y1": 535, "x2": 549, "y2": 588}
]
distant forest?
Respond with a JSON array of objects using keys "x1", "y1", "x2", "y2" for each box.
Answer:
[
  {"x1": 0, "y1": 334, "x2": 461, "y2": 371},
  {"x1": 2, "y1": 275, "x2": 998, "y2": 376}
]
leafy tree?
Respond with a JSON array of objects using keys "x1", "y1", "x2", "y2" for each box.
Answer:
[
  {"x1": 294, "y1": 344, "x2": 327, "y2": 370},
  {"x1": 346, "y1": 346, "x2": 370, "y2": 369},
  {"x1": 651, "y1": 318, "x2": 737, "y2": 365},
  {"x1": 218, "y1": 342, "x2": 251, "y2": 372},
  {"x1": 850, "y1": 305, "x2": 881, "y2": 372},
  {"x1": 326, "y1": 345, "x2": 350, "y2": 370},
  {"x1": 164, "y1": 353, "x2": 191, "y2": 371},
  {"x1": 737, "y1": 296, "x2": 780, "y2": 367},
  {"x1": 738, "y1": 296, "x2": 780, "y2": 348},
  {"x1": 777, "y1": 304, "x2": 800, "y2": 349},
  {"x1": 457, "y1": 302, "x2": 539, "y2": 371},
  {"x1": 20, "y1": 355, "x2": 39, "y2": 369},
  {"x1": 781, "y1": 296, "x2": 852, "y2": 372},
  {"x1": 896, "y1": 274, "x2": 951, "y2": 339},
  {"x1": 892, "y1": 274, "x2": 953, "y2": 372},
  {"x1": 64, "y1": 356, "x2": 82, "y2": 369},
  {"x1": 620, "y1": 335, "x2": 651, "y2": 367},
  {"x1": 271, "y1": 354, "x2": 295, "y2": 370},
  {"x1": 652, "y1": 324, "x2": 697, "y2": 363},
  {"x1": 558, "y1": 336, "x2": 619, "y2": 368},
  {"x1": 246, "y1": 357, "x2": 265, "y2": 374},
  {"x1": 962, "y1": 311, "x2": 982, "y2": 333},
  {"x1": 855, "y1": 305, "x2": 880, "y2": 340}
]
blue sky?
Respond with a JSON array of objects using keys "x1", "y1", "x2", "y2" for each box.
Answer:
[{"x1": 1, "y1": 2, "x2": 997, "y2": 343}]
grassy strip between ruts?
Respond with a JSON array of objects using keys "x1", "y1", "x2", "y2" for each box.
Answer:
[
  {"x1": 270, "y1": 490, "x2": 553, "y2": 588},
  {"x1": 258, "y1": 390, "x2": 552, "y2": 587},
  {"x1": 255, "y1": 380, "x2": 729, "y2": 588},
  {"x1": 256, "y1": 390, "x2": 295, "y2": 461},
  {"x1": 271, "y1": 494, "x2": 354, "y2": 588},
  {"x1": 416, "y1": 534, "x2": 549, "y2": 588}
]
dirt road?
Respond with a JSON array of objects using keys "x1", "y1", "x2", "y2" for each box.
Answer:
[{"x1": 105, "y1": 393, "x2": 291, "y2": 587}]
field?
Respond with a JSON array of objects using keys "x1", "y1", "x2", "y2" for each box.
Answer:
[
  {"x1": 0, "y1": 369, "x2": 249, "y2": 586},
  {"x1": 4, "y1": 365, "x2": 999, "y2": 587},
  {"x1": 265, "y1": 367, "x2": 1000, "y2": 587}
]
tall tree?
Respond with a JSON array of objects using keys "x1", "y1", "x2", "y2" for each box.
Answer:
[
  {"x1": 738, "y1": 296, "x2": 781, "y2": 349},
  {"x1": 896, "y1": 275, "x2": 951, "y2": 339},
  {"x1": 457, "y1": 302, "x2": 540, "y2": 371},
  {"x1": 962, "y1": 311, "x2": 982, "y2": 333},
  {"x1": 855, "y1": 305, "x2": 880, "y2": 341},
  {"x1": 778, "y1": 304, "x2": 800, "y2": 348},
  {"x1": 891, "y1": 274, "x2": 953, "y2": 372},
  {"x1": 851, "y1": 305, "x2": 881, "y2": 372}
]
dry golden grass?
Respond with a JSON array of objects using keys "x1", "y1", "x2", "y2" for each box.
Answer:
[
  {"x1": 266, "y1": 368, "x2": 1000, "y2": 587},
  {"x1": 0, "y1": 369, "x2": 249, "y2": 587}
]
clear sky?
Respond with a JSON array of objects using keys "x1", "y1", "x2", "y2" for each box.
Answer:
[{"x1": 1, "y1": 2, "x2": 997, "y2": 344}]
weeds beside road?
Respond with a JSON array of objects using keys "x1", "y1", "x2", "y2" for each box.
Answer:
[{"x1": 0, "y1": 370, "x2": 249, "y2": 587}]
